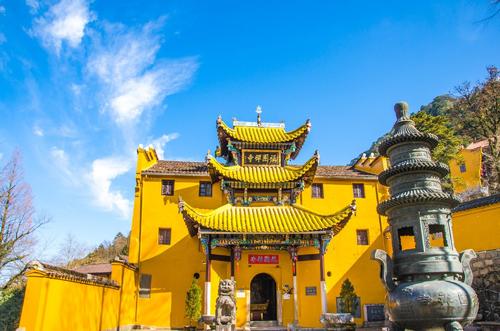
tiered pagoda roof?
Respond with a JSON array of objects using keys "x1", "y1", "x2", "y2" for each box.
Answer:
[
  {"x1": 150, "y1": 111, "x2": 371, "y2": 245},
  {"x1": 206, "y1": 152, "x2": 319, "y2": 185},
  {"x1": 216, "y1": 116, "x2": 311, "y2": 160},
  {"x1": 179, "y1": 199, "x2": 355, "y2": 236}
]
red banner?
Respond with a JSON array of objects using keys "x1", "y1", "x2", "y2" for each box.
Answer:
[{"x1": 248, "y1": 254, "x2": 279, "y2": 264}]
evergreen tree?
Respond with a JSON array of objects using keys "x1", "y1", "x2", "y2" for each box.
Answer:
[
  {"x1": 411, "y1": 111, "x2": 466, "y2": 166},
  {"x1": 339, "y1": 278, "x2": 358, "y2": 316},
  {"x1": 420, "y1": 95, "x2": 457, "y2": 116},
  {"x1": 185, "y1": 278, "x2": 202, "y2": 326}
]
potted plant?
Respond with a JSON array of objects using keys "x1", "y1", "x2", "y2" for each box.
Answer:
[
  {"x1": 338, "y1": 279, "x2": 358, "y2": 330},
  {"x1": 185, "y1": 278, "x2": 202, "y2": 331}
]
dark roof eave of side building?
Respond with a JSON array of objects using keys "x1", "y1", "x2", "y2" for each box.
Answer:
[
  {"x1": 452, "y1": 193, "x2": 500, "y2": 213},
  {"x1": 141, "y1": 160, "x2": 378, "y2": 180}
]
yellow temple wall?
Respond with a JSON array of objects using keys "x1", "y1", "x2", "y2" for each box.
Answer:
[
  {"x1": 111, "y1": 261, "x2": 138, "y2": 328},
  {"x1": 18, "y1": 271, "x2": 121, "y2": 331},
  {"x1": 132, "y1": 174, "x2": 223, "y2": 328},
  {"x1": 452, "y1": 203, "x2": 500, "y2": 252},
  {"x1": 449, "y1": 148, "x2": 483, "y2": 193},
  {"x1": 301, "y1": 178, "x2": 389, "y2": 325}
]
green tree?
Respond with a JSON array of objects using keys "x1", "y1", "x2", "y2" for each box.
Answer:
[
  {"x1": 411, "y1": 111, "x2": 466, "y2": 166},
  {"x1": 339, "y1": 279, "x2": 358, "y2": 316},
  {"x1": 0, "y1": 286, "x2": 25, "y2": 331},
  {"x1": 453, "y1": 66, "x2": 500, "y2": 193},
  {"x1": 185, "y1": 278, "x2": 202, "y2": 327},
  {"x1": 420, "y1": 95, "x2": 457, "y2": 116}
]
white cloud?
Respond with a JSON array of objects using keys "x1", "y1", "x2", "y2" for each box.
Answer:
[
  {"x1": 0, "y1": 6, "x2": 5, "y2": 15},
  {"x1": 149, "y1": 133, "x2": 179, "y2": 159},
  {"x1": 50, "y1": 146, "x2": 75, "y2": 184},
  {"x1": 87, "y1": 21, "x2": 197, "y2": 125},
  {"x1": 71, "y1": 83, "x2": 82, "y2": 95},
  {"x1": 33, "y1": 125, "x2": 44, "y2": 136},
  {"x1": 55, "y1": 123, "x2": 77, "y2": 138},
  {"x1": 87, "y1": 157, "x2": 132, "y2": 219},
  {"x1": 26, "y1": 0, "x2": 40, "y2": 14},
  {"x1": 32, "y1": 0, "x2": 93, "y2": 54},
  {"x1": 0, "y1": 33, "x2": 6, "y2": 45}
]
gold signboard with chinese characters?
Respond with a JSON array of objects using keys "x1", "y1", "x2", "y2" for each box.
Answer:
[{"x1": 242, "y1": 150, "x2": 281, "y2": 166}]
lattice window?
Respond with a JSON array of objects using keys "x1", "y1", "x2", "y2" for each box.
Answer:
[
  {"x1": 161, "y1": 180, "x2": 174, "y2": 196},
  {"x1": 139, "y1": 274, "x2": 152, "y2": 298},
  {"x1": 158, "y1": 228, "x2": 171, "y2": 245},
  {"x1": 312, "y1": 183, "x2": 324, "y2": 198},
  {"x1": 356, "y1": 229, "x2": 369, "y2": 245},
  {"x1": 199, "y1": 182, "x2": 212, "y2": 197},
  {"x1": 352, "y1": 183, "x2": 365, "y2": 198}
]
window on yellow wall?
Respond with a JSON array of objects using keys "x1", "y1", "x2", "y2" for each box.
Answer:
[
  {"x1": 139, "y1": 274, "x2": 152, "y2": 298},
  {"x1": 312, "y1": 183, "x2": 324, "y2": 198},
  {"x1": 356, "y1": 229, "x2": 369, "y2": 245},
  {"x1": 158, "y1": 228, "x2": 171, "y2": 245},
  {"x1": 199, "y1": 182, "x2": 212, "y2": 197},
  {"x1": 161, "y1": 180, "x2": 175, "y2": 196},
  {"x1": 459, "y1": 163, "x2": 467, "y2": 173},
  {"x1": 352, "y1": 183, "x2": 365, "y2": 198}
]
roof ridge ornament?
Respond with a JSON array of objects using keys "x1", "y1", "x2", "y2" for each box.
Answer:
[
  {"x1": 314, "y1": 150, "x2": 320, "y2": 162},
  {"x1": 256, "y1": 105, "x2": 262, "y2": 126}
]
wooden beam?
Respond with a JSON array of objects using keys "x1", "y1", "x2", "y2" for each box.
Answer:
[
  {"x1": 210, "y1": 254, "x2": 231, "y2": 262},
  {"x1": 297, "y1": 254, "x2": 320, "y2": 261}
]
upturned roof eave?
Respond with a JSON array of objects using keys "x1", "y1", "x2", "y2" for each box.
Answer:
[
  {"x1": 206, "y1": 153, "x2": 319, "y2": 185},
  {"x1": 216, "y1": 118, "x2": 311, "y2": 160},
  {"x1": 179, "y1": 200, "x2": 355, "y2": 235}
]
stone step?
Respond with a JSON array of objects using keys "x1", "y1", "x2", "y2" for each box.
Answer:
[
  {"x1": 249, "y1": 321, "x2": 280, "y2": 327},
  {"x1": 249, "y1": 320, "x2": 286, "y2": 331}
]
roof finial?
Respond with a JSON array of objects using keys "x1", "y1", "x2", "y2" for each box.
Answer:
[
  {"x1": 394, "y1": 101, "x2": 409, "y2": 120},
  {"x1": 256, "y1": 105, "x2": 262, "y2": 126}
]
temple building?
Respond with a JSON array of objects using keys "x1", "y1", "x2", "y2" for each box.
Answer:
[
  {"x1": 18, "y1": 110, "x2": 500, "y2": 331},
  {"x1": 126, "y1": 113, "x2": 389, "y2": 329}
]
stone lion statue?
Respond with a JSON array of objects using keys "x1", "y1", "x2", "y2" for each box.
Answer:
[{"x1": 215, "y1": 279, "x2": 236, "y2": 325}]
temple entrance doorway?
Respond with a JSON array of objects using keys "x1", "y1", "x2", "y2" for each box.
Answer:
[{"x1": 250, "y1": 273, "x2": 277, "y2": 321}]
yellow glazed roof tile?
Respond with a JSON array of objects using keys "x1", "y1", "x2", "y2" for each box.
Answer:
[
  {"x1": 217, "y1": 119, "x2": 311, "y2": 144},
  {"x1": 206, "y1": 153, "x2": 319, "y2": 184},
  {"x1": 179, "y1": 200, "x2": 355, "y2": 234}
]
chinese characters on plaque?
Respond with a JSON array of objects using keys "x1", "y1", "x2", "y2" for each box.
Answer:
[
  {"x1": 242, "y1": 150, "x2": 281, "y2": 166},
  {"x1": 248, "y1": 254, "x2": 279, "y2": 264}
]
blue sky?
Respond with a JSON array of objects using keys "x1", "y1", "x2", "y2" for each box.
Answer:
[{"x1": 0, "y1": 0, "x2": 498, "y2": 257}]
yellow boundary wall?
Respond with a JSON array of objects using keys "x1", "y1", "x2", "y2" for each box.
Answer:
[{"x1": 18, "y1": 261, "x2": 137, "y2": 331}]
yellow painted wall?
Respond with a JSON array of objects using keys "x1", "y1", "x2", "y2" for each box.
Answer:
[
  {"x1": 450, "y1": 148, "x2": 483, "y2": 193},
  {"x1": 19, "y1": 271, "x2": 120, "y2": 331},
  {"x1": 452, "y1": 203, "x2": 500, "y2": 252},
  {"x1": 302, "y1": 179, "x2": 388, "y2": 326},
  {"x1": 111, "y1": 262, "x2": 138, "y2": 327}
]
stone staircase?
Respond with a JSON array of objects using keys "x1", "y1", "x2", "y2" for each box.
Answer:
[{"x1": 249, "y1": 320, "x2": 286, "y2": 331}]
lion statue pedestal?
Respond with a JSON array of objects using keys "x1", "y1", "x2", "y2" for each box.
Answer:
[{"x1": 215, "y1": 279, "x2": 236, "y2": 331}]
